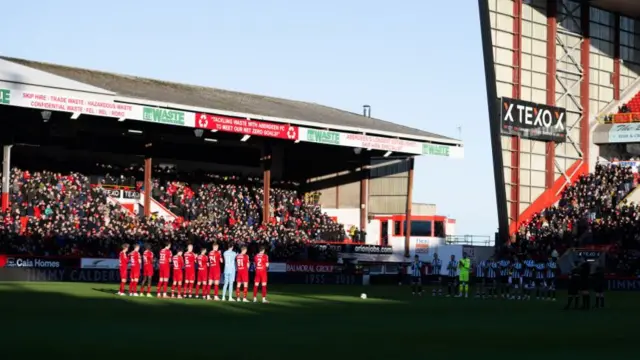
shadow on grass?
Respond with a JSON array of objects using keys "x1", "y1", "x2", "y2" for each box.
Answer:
[{"x1": 1, "y1": 282, "x2": 638, "y2": 359}]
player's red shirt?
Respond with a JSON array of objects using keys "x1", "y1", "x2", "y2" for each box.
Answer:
[
  {"x1": 159, "y1": 248, "x2": 172, "y2": 267},
  {"x1": 197, "y1": 254, "x2": 208, "y2": 271},
  {"x1": 172, "y1": 255, "x2": 184, "y2": 270},
  {"x1": 184, "y1": 252, "x2": 196, "y2": 271},
  {"x1": 119, "y1": 251, "x2": 128, "y2": 269},
  {"x1": 236, "y1": 254, "x2": 249, "y2": 273},
  {"x1": 130, "y1": 251, "x2": 141, "y2": 268},
  {"x1": 208, "y1": 250, "x2": 221, "y2": 270},
  {"x1": 254, "y1": 253, "x2": 269, "y2": 272},
  {"x1": 143, "y1": 250, "x2": 154, "y2": 268}
]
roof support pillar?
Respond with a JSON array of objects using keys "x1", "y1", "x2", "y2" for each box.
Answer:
[
  {"x1": 510, "y1": 0, "x2": 523, "y2": 231},
  {"x1": 359, "y1": 163, "x2": 368, "y2": 239},
  {"x1": 262, "y1": 144, "x2": 272, "y2": 224},
  {"x1": 2, "y1": 145, "x2": 12, "y2": 212},
  {"x1": 580, "y1": 2, "x2": 590, "y2": 166},
  {"x1": 613, "y1": 14, "x2": 621, "y2": 100},
  {"x1": 143, "y1": 157, "x2": 152, "y2": 217},
  {"x1": 404, "y1": 157, "x2": 414, "y2": 258},
  {"x1": 546, "y1": 0, "x2": 557, "y2": 189}
]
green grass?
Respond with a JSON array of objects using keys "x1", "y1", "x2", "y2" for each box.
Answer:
[{"x1": 0, "y1": 282, "x2": 638, "y2": 359}]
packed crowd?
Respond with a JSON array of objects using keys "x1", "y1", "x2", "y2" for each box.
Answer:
[
  {"x1": 514, "y1": 163, "x2": 640, "y2": 275},
  {"x1": 0, "y1": 166, "x2": 348, "y2": 261}
]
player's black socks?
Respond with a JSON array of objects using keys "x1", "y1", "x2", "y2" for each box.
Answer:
[
  {"x1": 418, "y1": 286, "x2": 422, "y2": 293},
  {"x1": 582, "y1": 294, "x2": 590, "y2": 310},
  {"x1": 564, "y1": 297, "x2": 573, "y2": 309}
]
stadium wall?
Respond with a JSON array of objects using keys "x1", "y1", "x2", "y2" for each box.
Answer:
[
  {"x1": 488, "y1": 0, "x2": 640, "y2": 235},
  {"x1": 311, "y1": 158, "x2": 410, "y2": 217}
]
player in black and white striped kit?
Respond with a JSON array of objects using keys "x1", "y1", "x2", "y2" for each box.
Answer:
[
  {"x1": 474, "y1": 258, "x2": 486, "y2": 298},
  {"x1": 431, "y1": 253, "x2": 443, "y2": 296},
  {"x1": 534, "y1": 261, "x2": 547, "y2": 300},
  {"x1": 510, "y1": 256, "x2": 524, "y2": 300},
  {"x1": 498, "y1": 257, "x2": 511, "y2": 298},
  {"x1": 545, "y1": 256, "x2": 558, "y2": 301},
  {"x1": 410, "y1": 255, "x2": 423, "y2": 296},
  {"x1": 523, "y1": 256, "x2": 535, "y2": 300},
  {"x1": 446, "y1": 255, "x2": 458, "y2": 297},
  {"x1": 486, "y1": 256, "x2": 498, "y2": 298}
]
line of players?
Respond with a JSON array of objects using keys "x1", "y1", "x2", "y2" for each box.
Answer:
[
  {"x1": 425, "y1": 253, "x2": 560, "y2": 300},
  {"x1": 117, "y1": 242, "x2": 270, "y2": 303}
]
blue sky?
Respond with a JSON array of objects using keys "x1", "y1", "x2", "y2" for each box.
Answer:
[{"x1": 2, "y1": 0, "x2": 497, "y2": 236}]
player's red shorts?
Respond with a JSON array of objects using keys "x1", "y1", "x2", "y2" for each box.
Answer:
[
  {"x1": 185, "y1": 270, "x2": 195, "y2": 282},
  {"x1": 119, "y1": 267, "x2": 128, "y2": 281},
  {"x1": 143, "y1": 266, "x2": 153, "y2": 277},
  {"x1": 173, "y1": 270, "x2": 183, "y2": 282},
  {"x1": 255, "y1": 271, "x2": 268, "y2": 284},
  {"x1": 130, "y1": 268, "x2": 140, "y2": 279},
  {"x1": 159, "y1": 266, "x2": 170, "y2": 279},
  {"x1": 236, "y1": 271, "x2": 249, "y2": 283},
  {"x1": 197, "y1": 270, "x2": 208, "y2": 283},
  {"x1": 209, "y1": 268, "x2": 221, "y2": 282}
]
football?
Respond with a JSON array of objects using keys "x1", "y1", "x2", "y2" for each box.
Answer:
[{"x1": 360, "y1": 293, "x2": 367, "y2": 299}]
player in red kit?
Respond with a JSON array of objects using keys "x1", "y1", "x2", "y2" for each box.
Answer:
[
  {"x1": 157, "y1": 243, "x2": 172, "y2": 298},
  {"x1": 141, "y1": 243, "x2": 154, "y2": 297},
  {"x1": 117, "y1": 244, "x2": 130, "y2": 296},
  {"x1": 235, "y1": 246, "x2": 250, "y2": 302},
  {"x1": 128, "y1": 244, "x2": 141, "y2": 296},
  {"x1": 171, "y1": 250, "x2": 184, "y2": 298},
  {"x1": 183, "y1": 244, "x2": 196, "y2": 297},
  {"x1": 253, "y1": 246, "x2": 270, "y2": 303},
  {"x1": 208, "y1": 243, "x2": 222, "y2": 301},
  {"x1": 195, "y1": 248, "x2": 208, "y2": 299}
]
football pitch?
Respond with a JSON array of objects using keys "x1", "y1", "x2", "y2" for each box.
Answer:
[{"x1": 0, "y1": 282, "x2": 637, "y2": 359}]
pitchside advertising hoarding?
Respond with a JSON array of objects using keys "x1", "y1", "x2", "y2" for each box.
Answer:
[
  {"x1": 500, "y1": 97, "x2": 567, "y2": 143},
  {"x1": 0, "y1": 254, "x2": 79, "y2": 269}
]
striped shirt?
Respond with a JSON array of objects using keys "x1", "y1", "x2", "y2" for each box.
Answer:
[
  {"x1": 447, "y1": 260, "x2": 458, "y2": 277},
  {"x1": 523, "y1": 260, "x2": 535, "y2": 278},
  {"x1": 498, "y1": 260, "x2": 511, "y2": 277},
  {"x1": 535, "y1": 263, "x2": 546, "y2": 279},
  {"x1": 546, "y1": 261, "x2": 557, "y2": 278},
  {"x1": 511, "y1": 261, "x2": 523, "y2": 278},
  {"x1": 475, "y1": 260, "x2": 486, "y2": 277},
  {"x1": 431, "y1": 258, "x2": 442, "y2": 275},
  {"x1": 486, "y1": 261, "x2": 498, "y2": 278},
  {"x1": 411, "y1": 261, "x2": 423, "y2": 277}
]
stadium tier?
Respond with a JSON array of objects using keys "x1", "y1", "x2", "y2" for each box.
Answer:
[{"x1": 0, "y1": 56, "x2": 464, "y2": 262}]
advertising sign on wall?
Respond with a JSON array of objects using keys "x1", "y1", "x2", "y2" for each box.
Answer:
[
  {"x1": 608, "y1": 123, "x2": 640, "y2": 143},
  {"x1": 500, "y1": 97, "x2": 567, "y2": 143}
]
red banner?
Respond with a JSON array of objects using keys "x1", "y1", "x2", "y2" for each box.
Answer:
[
  {"x1": 196, "y1": 113, "x2": 298, "y2": 140},
  {"x1": 286, "y1": 262, "x2": 335, "y2": 273}
]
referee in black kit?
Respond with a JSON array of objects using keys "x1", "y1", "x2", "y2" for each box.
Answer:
[{"x1": 579, "y1": 258, "x2": 591, "y2": 310}]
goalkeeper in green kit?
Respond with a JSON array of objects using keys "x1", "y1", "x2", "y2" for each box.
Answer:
[{"x1": 457, "y1": 253, "x2": 471, "y2": 298}]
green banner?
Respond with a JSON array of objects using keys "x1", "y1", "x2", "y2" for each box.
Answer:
[
  {"x1": 306, "y1": 129, "x2": 341, "y2": 145},
  {"x1": 142, "y1": 107, "x2": 185, "y2": 125},
  {"x1": 0, "y1": 89, "x2": 10, "y2": 105},
  {"x1": 422, "y1": 143, "x2": 450, "y2": 157}
]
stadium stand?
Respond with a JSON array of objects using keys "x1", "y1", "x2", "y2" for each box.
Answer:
[
  {"x1": 0, "y1": 164, "x2": 348, "y2": 261},
  {"x1": 514, "y1": 163, "x2": 639, "y2": 275}
]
